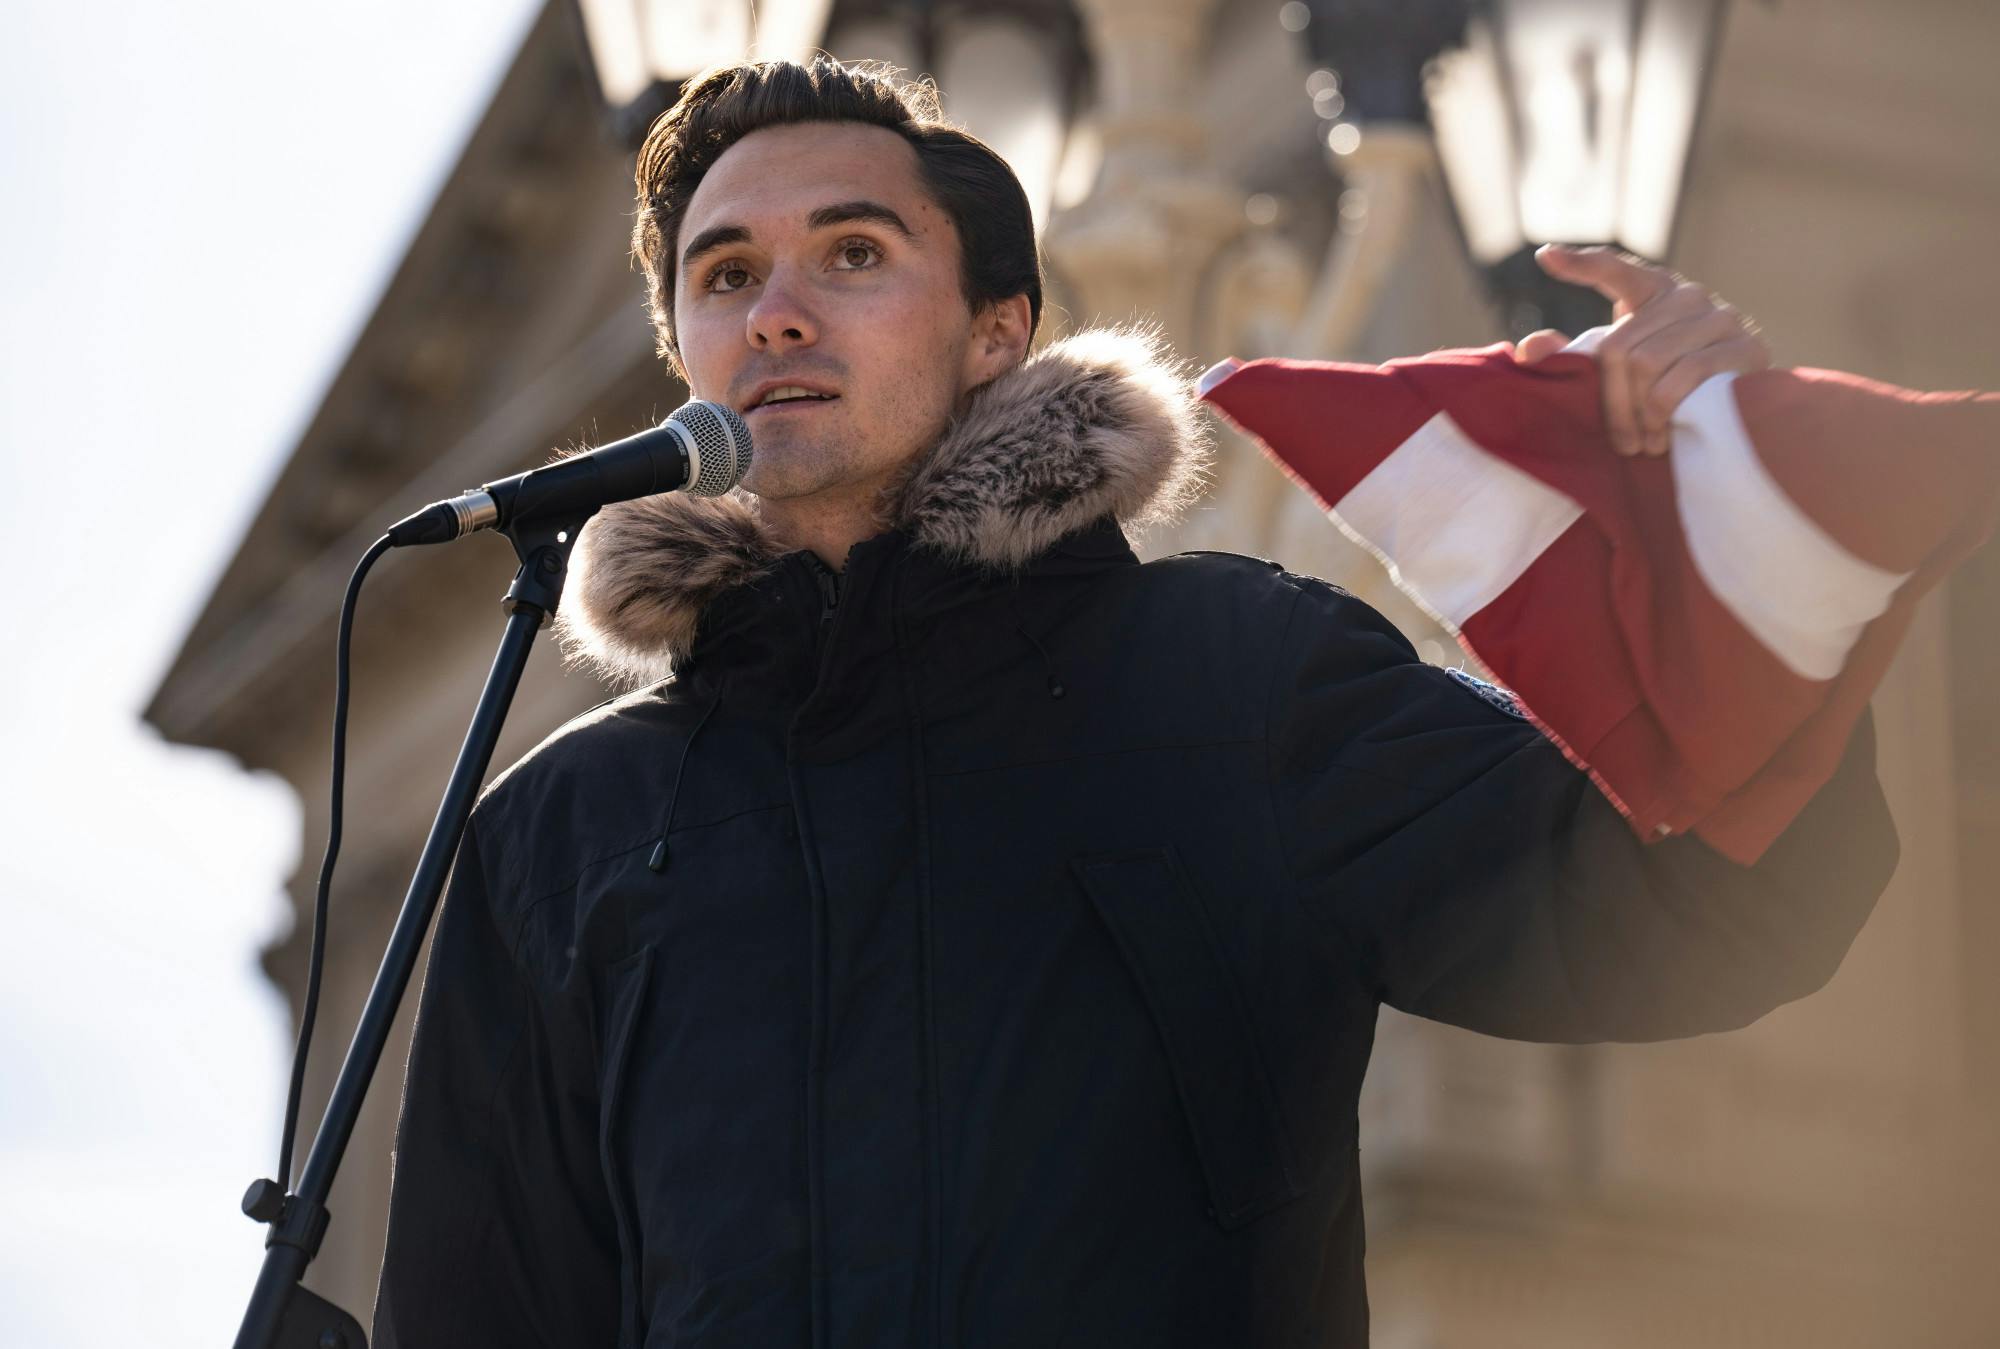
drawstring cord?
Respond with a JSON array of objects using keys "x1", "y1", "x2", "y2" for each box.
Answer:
[
  {"x1": 1008, "y1": 591, "x2": 1066, "y2": 700},
  {"x1": 648, "y1": 580, "x2": 1058, "y2": 877},
  {"x1": 648, "y1": 677, "x2": 725, "y2": 872}
]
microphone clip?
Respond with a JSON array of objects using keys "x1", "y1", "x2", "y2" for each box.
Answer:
[{"x1": 501, "y1": 513, "x2": 590, "y2": 626}]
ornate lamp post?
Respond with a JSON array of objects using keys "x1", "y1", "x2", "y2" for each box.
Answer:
[
  {"x1": 570, "y1": 0, "x2": 1079, "y2": 230},
  {"x1": 1297, "y1": 0, "x2": 1729, "y2": 336},
  {"x1": 569, "y1": 0, "x2": 838, "y2": 145},
  {"x1": 820, "y1": 0, "x2": 1082, "y2": 234}
]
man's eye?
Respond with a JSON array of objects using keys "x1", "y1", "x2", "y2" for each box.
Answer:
[
  {"x1": 706, "y1": 263, "x2": 754, "y2": 293},
  {"x1": 832, "y1": 239, "x2": 882, "y2": 271}
]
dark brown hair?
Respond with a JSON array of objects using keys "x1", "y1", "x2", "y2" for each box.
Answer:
[{"x1": 632, "y1": 57, "x2": 1044, "y2": 373}]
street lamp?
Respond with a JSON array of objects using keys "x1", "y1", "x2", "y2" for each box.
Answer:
[
  {"x1": 1296, "y1": 0, "x2": 1729, "y2": 336},
  {"x1": 1428, "y1": 0, "x2": 1728, "y2": 334},
  {"x1": 570, "y1": 0, "x2": 838, "y2": 145}
]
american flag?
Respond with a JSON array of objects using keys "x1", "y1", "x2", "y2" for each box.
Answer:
[{"x1": 1201, "y1": 336, "x2": 1999, "y2": 863}]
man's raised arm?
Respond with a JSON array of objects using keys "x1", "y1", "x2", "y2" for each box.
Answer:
[{"x1": 1264, "y1": 575, "x2": 1899, "y2": 1043}]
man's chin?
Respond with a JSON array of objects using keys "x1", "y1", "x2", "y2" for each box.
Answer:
[{"x1": 738, "y1": 453, "x2": 831, "y2": 503}]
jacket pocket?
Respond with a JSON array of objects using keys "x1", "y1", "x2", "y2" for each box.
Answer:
[
  {"x1": 599, "y1": 944, "x2": 656, "y2": 1347},
  {"x1": 1072, "y1": 848, "x2": 1306, "y2": 1229}
]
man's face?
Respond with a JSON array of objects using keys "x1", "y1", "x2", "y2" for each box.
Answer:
[{"x1": 672, "y1": 122, "x2": 997, "y2": 505}]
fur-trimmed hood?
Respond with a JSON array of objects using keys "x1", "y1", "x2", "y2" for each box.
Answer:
[{"x1": 558, "y1": 328, "x2": 1211, "y2": 686}]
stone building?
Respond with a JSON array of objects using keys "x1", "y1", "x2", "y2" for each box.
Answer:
[{"x1": 147, "y1": 0, "x2": 2000, "y2": 1340}]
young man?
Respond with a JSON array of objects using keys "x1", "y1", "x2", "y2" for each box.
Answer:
[{"x1": 374, "y1": 59, "x2": 1897, "y2": 1347}]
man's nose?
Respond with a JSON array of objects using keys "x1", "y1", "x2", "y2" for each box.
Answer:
[{"x1": 746, "y1": 273, "x2": 819, "y2": 352}]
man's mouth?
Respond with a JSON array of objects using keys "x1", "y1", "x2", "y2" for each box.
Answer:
[{"x1": 747, "y1": 385, "x2": 840, "y2": 411}]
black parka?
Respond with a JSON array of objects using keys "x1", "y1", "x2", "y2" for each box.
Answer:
[{"x1": 373, "y1": 331, "x2": 1898, "y2": 1348}]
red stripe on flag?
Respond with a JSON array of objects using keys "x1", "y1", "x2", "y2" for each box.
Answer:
[
  {"x1": 1206, "y1": 358, "x2": 1439, "y2": 505},
  {"x1": 1733, "y1": 369, "x2": 2000, "y2": 574}
]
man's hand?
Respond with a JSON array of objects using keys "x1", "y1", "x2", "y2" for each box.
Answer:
[{"x1": 1513, "y1": 244, "x2": 1770, "y2": 457}]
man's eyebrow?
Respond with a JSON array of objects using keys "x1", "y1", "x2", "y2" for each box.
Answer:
[
  {"x1": 806, "y1": 200, "x2": 916, "y2": 239},
  {"x1": 680, "y1": 202, "x2": 917, "y2": 277},
  {"x1": 681, "y1": 223, "x2": 752, "y2": 275}
]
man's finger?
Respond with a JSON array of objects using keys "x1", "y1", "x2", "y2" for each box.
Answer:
[
  {"x1": 1631, "y1": 309, "x2": 1763, "y2": 445},
  {"x1": 1592, "y1": 284, "x2": 1712, "y2": 454},
  {"x1": 1511, "y1": 328, "x2": 1572, "y2": 365},
  {"x1": 1631, "y1": 306, "x2": 1767, "y2": 455},
  {"x1": 1637, "y1": 337, "x2": 1771, "y2": 456},
  {"x1": 1536, "y1": 244, "x2": 1677, "y2": 319},
  {"x1": 1619, "y1": 305, "x2": 1740, "y2": 454}
]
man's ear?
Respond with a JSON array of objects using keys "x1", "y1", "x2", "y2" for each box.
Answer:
[{"x1": 962, "y1": 294, "x2": 1034, "y2": 391}]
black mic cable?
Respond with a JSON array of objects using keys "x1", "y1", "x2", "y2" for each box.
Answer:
[{"x1": 252, "y1": 401, "x2": 753, "y2": 1212}]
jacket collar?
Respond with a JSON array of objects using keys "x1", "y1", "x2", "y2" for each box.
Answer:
[{"x1": 557, "y1": 327, "x2": 1210, "y2": 687}]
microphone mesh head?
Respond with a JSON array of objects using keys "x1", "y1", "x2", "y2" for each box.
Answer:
[{"x1": 670, "y1": 400, "x2": 754, "y2": 497}]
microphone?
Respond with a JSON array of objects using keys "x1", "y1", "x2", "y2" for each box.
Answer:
[{"x1": 386, "y1": 399, "x2": 753, "y2": 547}]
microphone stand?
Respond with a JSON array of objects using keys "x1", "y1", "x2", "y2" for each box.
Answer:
[{"x1": 232, "y1": 514, "x2": 588, "y2": 1349}]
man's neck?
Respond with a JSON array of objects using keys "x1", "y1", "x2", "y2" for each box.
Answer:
[{"x1": 756, "y1": 487, "x2": 895, "y2": 574}]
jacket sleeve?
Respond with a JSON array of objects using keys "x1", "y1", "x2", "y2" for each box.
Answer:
[
  {"x1": 373, "y1": 813, "x2": 621, "y2": 1346},
  {"x1": 1266, "y1": 576, "x2": 1901, "y2": 1043}
]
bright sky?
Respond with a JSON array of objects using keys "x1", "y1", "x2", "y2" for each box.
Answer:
[{"x1": 0, "y1": 2, "x2": 541, "y2": 1341}]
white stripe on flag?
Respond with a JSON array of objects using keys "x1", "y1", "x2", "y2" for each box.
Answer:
[
  {"x1": 1670, "y1": 375, "x2": 1910, "y2": 682},
  {"x1": 1334, "y1": 410, "x2": 1584, "y2": 629}
]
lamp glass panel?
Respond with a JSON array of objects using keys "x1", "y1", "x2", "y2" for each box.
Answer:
[
  {"x1": 1621, "y1": 0, "x2": 1720, "y2": 258},
  {"x1": 640, "y1": 0, "x2": 753, "y2": 82},
  {"x1": 751, "y1": 0, "x2": 840, "y2": 63},
  {"x1": 1428, "y1": 18, "x2": 1526, "y2": 265},
  {"x1": 938, "y1": 20, "x2": 1067, "y2": 233},
  {"x1": 824, "y1": 18, "x2": 923, "y2": 73},
  {"x1": 575, "y1": 0, "x2": 653, "y2": 107},
  {"x1": 1498, "y1": 0, "x2": 1636, "y2": 244}
]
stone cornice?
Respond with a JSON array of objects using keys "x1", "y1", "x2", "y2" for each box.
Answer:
[
  {"x1": 144, "y1": 304, "x2": 656, "y2": 764},
  {"x1": 141, "y1": 0, "x2": 673, "y2": 766}
]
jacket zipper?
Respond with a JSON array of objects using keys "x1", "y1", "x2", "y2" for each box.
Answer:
[
  {"x1": 886, "y1": 554, "x2": 947, "y2": 1349},
  {"x1": 815, "y1": 559, "x2": 842, "y2": 621},
  {"x1": 807, "y1": 556, "x2": 843, "y2": 681},
  {"x1": 793, "y1": 551, "x2": 843, "y2": 1349}
]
